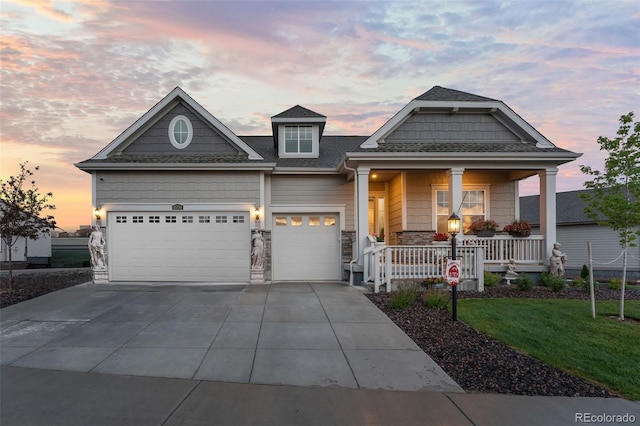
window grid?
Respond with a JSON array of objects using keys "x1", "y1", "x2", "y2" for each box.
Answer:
[
  {"x1": 284, "y1": 125, "x2": 313, "y2": 153},
  {"x1": 215, "y1": 215, "x2": 227, "y2": 223},
  {"x1": 182, "y1": 216, "x2": 194, "y2": 223},
  {"x1": 199, "y1": 215, "x2": 211, "y2": 223},
  {"x1": 232, "y1": 215, "x2": 245, "y2": 223},
  {"x1": 436, "y1": 190, "x2": 486, "y2": 233},
  {"x1": 133, "y1": 216, "x2": 144, "y2": 223},
  {"x1": 165, "y1": 216, "x2": 177, "y2": 223},
  {"x1": 149, "y1": 216, "x2": 160, "y2": 223},
  {"x1": 116, "y1": 216, "x2": 127, "y2": 223}
]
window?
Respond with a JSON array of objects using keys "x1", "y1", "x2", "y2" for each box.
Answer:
[
  {"x1": 275, "y1": 217, "x2": 287, "y2": 226},
  {"x1": 133, "y1": 216, "x2": 144, "y2": 223},
  {"x1": 309, "y1": 216, "x2": 320, "y2": 227},
  {"x1": 165, "y1": 216, "x2": 176, "y2": 223},
  {"x1": 168, "y1": 115, "x2": 193, "y2": 149},
  {"x1": 232, "y1": 215, "x2": 245, "y2": 223},
  {"x1": 182, "y1": 215, "x2": 193, "y2": 223},
  {"x1": 291, "y1": 216, "x2": 302, "y2": 226},
  {"x1": 284, "y1": 125, "x2": 313, "y2": 153},
  {"x1": 116, "y1": 216, "x2": 127, "y2": 223},
  {"x1": 199, "y1": 215, "x2": 211, "y2": 223},
  {"x1": 149, "y1": 216, "x2": 160, "y2": 223},
  {"x1": 435, "y1": 189, "x2": 488, "y2": 233},
  {"x1": 215, "y1": 215, "x2": 227, "y2": 223},
  {"x1": 324, "y1": 216, "x2": 336, "y2": 226}
]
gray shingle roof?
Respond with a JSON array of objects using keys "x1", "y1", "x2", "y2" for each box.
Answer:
[
  {"x1": 272, "y1": 105, "x2": 326, "y2": 119},
  {"x1": 75, "y1": 153, "x2": 251, "y2": 165},
  {"x1": 520, "y1": 189, "x2": 601, "y2": 225},
  {"x1": 361, "y1": 142, "x2": 573, "y2": 154},
  {"x1": 415, "y1": 86, "x2": 498, "y2": 102}
]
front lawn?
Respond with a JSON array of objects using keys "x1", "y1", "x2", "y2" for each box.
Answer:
[{"x1": 458, "y1": 299, "x2": 640, "y2": 400}]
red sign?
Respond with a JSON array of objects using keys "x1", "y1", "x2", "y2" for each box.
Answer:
[{"x1": 446, "y1": 260, "x2": 461, "y2": 286}]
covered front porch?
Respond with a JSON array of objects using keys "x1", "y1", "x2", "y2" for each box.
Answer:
[{"x1": 349, "y1": 166, "x2": 557, "y2": 293}]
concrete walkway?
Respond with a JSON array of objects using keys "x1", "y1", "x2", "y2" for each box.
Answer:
[{"x1": 2, "y1": 281, "x2": 639, "y2": 425}]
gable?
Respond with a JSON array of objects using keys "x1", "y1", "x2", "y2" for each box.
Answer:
[
  {"x1": 385, "y1": 112, "x2": 525, "y2": 145},
  {"x1": 119, "y1": 103, "x2": 242, "y2": 156}
]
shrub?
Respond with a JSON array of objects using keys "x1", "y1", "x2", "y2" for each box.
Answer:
[
  {"x1": 515, "y1": 273, "x2": 533, "y2": 292},
  {"x1": 581, "y1": 265, "x2": 590, "y2": 279},
  {"x1": 433, "y1": 232, "x2": 449, "y2": 241},
  {"x1": 484, "y1": 271, "x2": 501, "y2": 287},
  {"x1": 608, "y1": 277, "x2": 622, "y2": 290},
  {"x1": 539, "y1": 272, "x2": 553, "y2": 287},
  {"x1": 540, "y1": 272, "x2": 566, "y2": 292},
  {"x1": 549, "y1": 276, "x2": 567, "y2": 292},
  {"x1": 422, "y1": 289, "x2": 449, "y2": 309},
  {"x1": 389, "y1": 283, "x2": 419, "y2": 310},
  {"x1": 469, "y1": 219, "x2": 499, "y2": 232}
]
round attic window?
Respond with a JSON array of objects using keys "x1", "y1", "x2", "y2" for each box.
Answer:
[{"x1": 168, "y1": 115, "x2": 193, "y2": 149}]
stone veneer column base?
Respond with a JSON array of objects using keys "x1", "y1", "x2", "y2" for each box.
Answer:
[{"x1": 92, "y1": 269, "x2": 108, "y2": 284}]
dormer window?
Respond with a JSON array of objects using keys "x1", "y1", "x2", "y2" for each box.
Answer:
[{"x1": 285, "y1": 125, "x2": 313, "y2": 154}]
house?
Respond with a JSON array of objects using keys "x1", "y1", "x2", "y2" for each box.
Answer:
[
  {"x1": 520, "y1": 189, "x2": 640, "y2": 280},
  {"x1": 75, "y1": 86, "x2": 580, "y2": 285}
]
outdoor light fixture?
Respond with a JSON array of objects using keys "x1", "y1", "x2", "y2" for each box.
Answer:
[
  {"x1": 94, "y1": 207, "x2": 101, "y2": 221},
  {"x1": 447, "y1": 212, "x2": 461, "y2": 236},
  {"x1": 447, "y1": 212, "x2": 461, "y2": 321},
  {"x1": 254, "y1": 207, "x2": 260, "y2": 222}
]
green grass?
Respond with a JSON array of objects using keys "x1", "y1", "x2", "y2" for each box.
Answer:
[
  {"x1": 457, "y1": 299, "x2": 640, "y2": 400},
  {"x1": 51, "y1": 249, "x2": 90, "y2": 268}
]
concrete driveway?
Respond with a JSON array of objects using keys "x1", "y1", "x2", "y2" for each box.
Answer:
[{"x1": 1, "y1": 281, "x2": 461, "y2": 392}]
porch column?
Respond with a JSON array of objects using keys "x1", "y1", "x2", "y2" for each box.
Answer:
[
  {"x1": 447, "y1": 168, "x2": 464, "y2": 236},
  {"x1": 539, "y1": 167, "x2": 558, "y2": 264},
  {"x1": 357, "y1": 167, "x2": 370, "y2": 265}
]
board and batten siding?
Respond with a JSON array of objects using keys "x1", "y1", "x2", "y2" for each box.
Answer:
[
  {"x1": 96, "y1": 171, "x2": 260, "y2": 204},
  {"x1": 555, "y1": 225, "x2": 640, "y2": 273},
  {"x1": 270, "y1": 175, "x2": 354, "y2": 229}
]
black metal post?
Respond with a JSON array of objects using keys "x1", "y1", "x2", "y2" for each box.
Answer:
[{"x1": 451, "y1": 235, "x2": 457, "y2": 321}]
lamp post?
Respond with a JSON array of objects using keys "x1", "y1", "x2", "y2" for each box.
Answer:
[{"x1": 447, "y1": 212, "x2": 461, "y2": 321}]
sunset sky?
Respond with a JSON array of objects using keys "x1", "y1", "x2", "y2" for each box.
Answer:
[{"x1": 1, "y1": 0, "x2": 638, "y2": 232}]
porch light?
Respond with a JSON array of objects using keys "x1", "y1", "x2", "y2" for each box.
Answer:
[
  {"x1": 447, "y1": 212, "x2": 461, "y2": 322},
  {"x1": 447, "y1": 212, "x2": 461, "y2": 236},
  {"x1": 254, "y1": 207, "x2": 261, "y2": 222},
  {"x1": 94, "y1": 207, "x2": 101, "y2": 221}
]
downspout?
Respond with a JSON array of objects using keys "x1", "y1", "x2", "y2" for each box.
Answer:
[{"x1": 343, "y1": 160, "x2": 359, "y2": 286}]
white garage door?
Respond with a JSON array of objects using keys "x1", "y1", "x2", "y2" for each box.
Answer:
[
  {"x1": 272, "y1": 214, "x2": 341, "y2": 281},
  {"x1": 108, "y1": 212, "x2": 250, "y2": 282}
]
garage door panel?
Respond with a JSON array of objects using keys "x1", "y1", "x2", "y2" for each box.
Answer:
[{"x1": 108, "y1": 212, "x2": 249, "y2": 282}]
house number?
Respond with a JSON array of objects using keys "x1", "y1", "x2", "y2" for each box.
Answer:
[{"x1": 172, "y1": 204, "x2": 184, "y2": 211}]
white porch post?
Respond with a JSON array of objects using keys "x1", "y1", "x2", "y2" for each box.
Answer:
[
  {"x1": 447, "y1": 168, "x2": 464, "y2": 236},
  {"x1": 539, "y1": 167, "x2": 558, "y2": 264},
  {"x1": 357, "y1": 167, "x2": 370, "y2": 265}
]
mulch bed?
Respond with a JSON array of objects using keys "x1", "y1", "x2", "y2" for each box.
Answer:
[
  {"x1": 0, "y1": 270, "x2": 92, "y2": 309},
  {"x1": 367, "y1": 284, "x2": 639, "y2": 398}
]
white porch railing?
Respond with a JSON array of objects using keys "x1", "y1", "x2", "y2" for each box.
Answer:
[
  {"x1": 364, "y1": 244, "x2": 484, "y2": 293},
  {"x1": 461, "y1": 235, "x2": 544, "y2": 265}
]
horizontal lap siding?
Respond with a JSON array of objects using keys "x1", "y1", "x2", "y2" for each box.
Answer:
[
  {"x1": 270, "y1": 175, "x2": 354, "y2": 229},
  {"x1": 96, "y1": 171, "x2": 260, "y2": 204},
  {"x1": 557, "y1": 225, "x2": 640, "y2": 272}
]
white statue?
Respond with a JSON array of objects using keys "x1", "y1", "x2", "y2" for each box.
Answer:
[
  {"x1": 549, "y1": 242, "x2": 567, "y2": 276},
  {"x1": 88, "y1": 226, "x2": 107, "y2": 269},
  {"x1": 505, "y1": 259, "x2": 519, "y2": 280},
  {"x1": 251, "y1": 230, "x2": 265, "y2": 269}
]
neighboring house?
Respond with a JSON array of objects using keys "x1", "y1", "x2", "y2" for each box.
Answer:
[
  {"x1": 521, "y1": 190, "x2": 640, "y2": 280},
  {"x1": 0, "y1": 204, "x2": 52, "y2": 268},
  {"x1": 75, "y1": 86, "x2": 580, "y2": 284}
]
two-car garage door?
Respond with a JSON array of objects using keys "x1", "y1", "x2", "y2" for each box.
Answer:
[{"x1": 108, "y1": 212, "x2": 250, "y2": 282}]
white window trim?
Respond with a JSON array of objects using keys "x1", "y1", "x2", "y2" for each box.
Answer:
[
  {"x1": 168, "y1": 115, "x2": 193, "y2": 149},
  {"x1": 278, "y1": 124, "x2": 319, "y2": 158},
  {"x1": 431, "y1": 185, "x2": 491, "y2": 233}
]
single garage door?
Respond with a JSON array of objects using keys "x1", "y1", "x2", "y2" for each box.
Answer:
[
  {"x1": 272, "y1": 214, "x2": 341, "y2": 281},
  {"x1": 108, "y1": 212, "x2": 250, "y2": 282}
]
